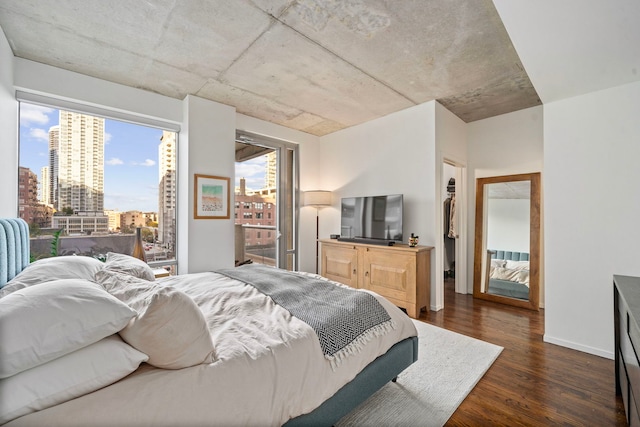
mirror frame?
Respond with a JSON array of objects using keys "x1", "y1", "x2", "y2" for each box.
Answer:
[{"x1": 473, "y1": 172, "x2": 541, "y2": 310}]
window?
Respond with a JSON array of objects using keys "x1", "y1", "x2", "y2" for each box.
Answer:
[{"x1": 18, "y1": 102, "x2": 178, "y2": 271}]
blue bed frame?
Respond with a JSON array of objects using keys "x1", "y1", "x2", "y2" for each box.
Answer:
[
  {"x1": 285, "y1": 336, "x2": 418, "y2": 426},
  {"x1": 488, "y1": 249, "x2": 529, "y2": 300},
  {"x1": 0, "y1": 218, "x2": 30, "y2": 288}
]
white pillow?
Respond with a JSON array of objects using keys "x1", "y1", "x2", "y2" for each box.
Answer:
[
  {"x1": 505, "y1": 260, "x2": 530, "y2": 271},
  {"x1": 490, "y1": 267, "x2": 521, "y2": 282},
  {"x1": 103, "y1": 252, "x2": 155, "y2": 281},
  {"x1": 0, "y1": 279, "x2": 137, "y2": 378},
  {"x1": 515, "y1": 270, "x2": 530, "y2": 286},
  {"x1": 490, "y1": 259, "x2": 506, "y2": 268},
  {"x1": 96, "y1": 270, "x2": 216, "y2": 369},
  {"x1": 0, "y1": 255, "x2": 105, "y2": 298},
  {"x1": 0, "y1": 334, "x2": 148, "y2": 425}
]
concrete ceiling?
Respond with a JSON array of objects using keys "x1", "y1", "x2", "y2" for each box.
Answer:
[{"x1": 0, "y1": 0, "x2": 541, "y2": 136}]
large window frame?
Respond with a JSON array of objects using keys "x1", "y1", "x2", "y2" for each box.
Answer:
[{"x1": 16, "y1": 91, "x2": 181, "y2": 271}]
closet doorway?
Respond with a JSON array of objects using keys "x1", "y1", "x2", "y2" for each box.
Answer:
[{"x1": 441, "y1": 159, "x2": 467, "y2": 305}]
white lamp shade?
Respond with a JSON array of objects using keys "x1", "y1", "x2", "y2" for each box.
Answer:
[{"x1": 304, "y1": 190, "x2": 332, "y2": 207}]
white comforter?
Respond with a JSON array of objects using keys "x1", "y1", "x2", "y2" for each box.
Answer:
[{"x1": 6, "y1": 271, "x2": 417, "y2": 427}]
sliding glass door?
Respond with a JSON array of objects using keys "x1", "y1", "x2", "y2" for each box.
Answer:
[{"x1": 234, "y1": 132, "x2": 299, "y2": 270}]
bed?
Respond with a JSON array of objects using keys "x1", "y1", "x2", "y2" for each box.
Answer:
[
  {"x1": 0, "y1": 218, "x2": 418, "y2": 426},
  {"x1": 486, "y1": 249, "x2": 530, "y2": 300}
]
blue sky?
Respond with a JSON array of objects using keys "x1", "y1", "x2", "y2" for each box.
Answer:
[{"x1": 19, "y1": 103, "x2": 267, "y2": 213}]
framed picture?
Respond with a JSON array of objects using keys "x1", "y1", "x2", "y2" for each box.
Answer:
[{"x1": 194, "y1": 174, "x2": 230, "y2": 219}]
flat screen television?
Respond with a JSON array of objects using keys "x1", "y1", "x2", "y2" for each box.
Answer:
[{"x1": 338, "y1": 194, "x2": 403, "y2": 245}]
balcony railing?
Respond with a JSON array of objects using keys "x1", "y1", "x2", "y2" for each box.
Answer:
[{"x1": 235, "y1": 224, "x2": 277, "y2": 267}]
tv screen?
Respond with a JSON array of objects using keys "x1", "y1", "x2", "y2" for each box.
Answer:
[{"x1": 340, "y1": 194, "x2": 403, "y2": 243}]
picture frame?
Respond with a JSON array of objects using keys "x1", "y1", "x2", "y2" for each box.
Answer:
[{"x1": 194, "y1": 174, "x2": 230, "y2": 219}]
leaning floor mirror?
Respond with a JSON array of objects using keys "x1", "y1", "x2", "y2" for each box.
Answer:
[{"x1": 473, "y1": 172, "x2": 540, "y2": 310}]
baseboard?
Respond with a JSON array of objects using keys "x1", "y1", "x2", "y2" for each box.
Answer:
[{"x1": 543, "y1": 334, "x2": 613, "y2": 360}]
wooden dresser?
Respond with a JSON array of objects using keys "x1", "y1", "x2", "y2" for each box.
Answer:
[
  {"x1": 614, "y1": 275, "x2": 640, "y2": 426},
  {"x1": 319, "y1": 239, "x2": 432, "y2": 318}
]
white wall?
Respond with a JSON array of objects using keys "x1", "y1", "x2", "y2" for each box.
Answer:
[
  {"x1": 318, "y1": 102, "x2": 439, "y2": 307},
  {"x1": 13, "y1": 59, "x2": 183, "y2": 126},
  {"x1": 181, "y1": 95, "x2": 236, "y2": 273},
  {"x1": 487, "y1": 199, "x2": 530, "y2": 252},
  {"x1": 0, "y1": 30, "x2": 17, "y2": 218},
  {"x1": 467, "y1": 106, "x2": 544, "y2": 294},
  {"x1": 435, "y1": 102, "x2": 468, "y2": 302},
  {"x1": 544, "y1": 80, "x2": 640, "y2": 358}
]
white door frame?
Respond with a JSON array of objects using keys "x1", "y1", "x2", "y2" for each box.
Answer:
[{"x1": 433, "y1": 155, "x2": 468, "y2": 310}]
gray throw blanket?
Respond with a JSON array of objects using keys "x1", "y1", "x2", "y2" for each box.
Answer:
[{"x1": 216, "y1": 264, "x2": 394, "y2": 368}]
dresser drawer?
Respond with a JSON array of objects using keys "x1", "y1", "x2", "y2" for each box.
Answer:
[
  {"x1": 621, "y1": 350, "x2": 631, "y2": 420},
  {"x1": 623, "y1": 325, "x2": 640, "y2": 391},
  {"x1": 630, "y1": 312, "x2": 640, "y2": 360}
]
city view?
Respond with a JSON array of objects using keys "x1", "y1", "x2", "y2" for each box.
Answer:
[
  {"x1": 18, "y1": 103, "x2": 279, "y2": 266},
  {"x1": 18, "y1": 103, "x2": 177, "y2": 264}
]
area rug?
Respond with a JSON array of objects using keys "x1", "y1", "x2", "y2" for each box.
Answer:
[{"x1": 336, "y1": 319, "x2": 503, "y2": 427}]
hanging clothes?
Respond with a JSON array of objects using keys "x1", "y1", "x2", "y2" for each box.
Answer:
[
  {"x1": 443, "y1": 196, "x2": 455, "y2": 274},
  {"x1": 448, "y1": 193, "x2": 456, "y2": 238},
  {"x1": 444, "y1": 177, "x2": 456, "y2": 277}
]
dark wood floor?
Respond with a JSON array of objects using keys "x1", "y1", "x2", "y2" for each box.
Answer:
[{"x1": 418, "y1": 279, "x2": 627, "y2": 426}]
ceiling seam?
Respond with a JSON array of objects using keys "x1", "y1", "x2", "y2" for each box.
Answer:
[{"x1": 268, "y1": 16, "x2": 416, "y2": 105}]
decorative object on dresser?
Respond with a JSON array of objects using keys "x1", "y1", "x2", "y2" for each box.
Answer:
[
  {"x1": 319, "y1": 239, "x2": 432, "y2": 318},
  {"x1": 304, "y1": 190, "x2": 332, "y2": 273},
  {"x1": 614, "y1": 275, "x2": 640, "y2": 426}
]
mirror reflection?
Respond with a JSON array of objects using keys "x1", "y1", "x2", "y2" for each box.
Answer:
[{"x1": 473, "y1": 173, "x2": 540, "y2": 310}]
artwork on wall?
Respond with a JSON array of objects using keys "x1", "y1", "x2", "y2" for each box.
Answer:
[{"x1": 194, "y1": 174, "x2": 230, "y2": 219}]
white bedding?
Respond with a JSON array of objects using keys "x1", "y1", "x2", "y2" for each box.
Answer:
[{"x1": 6, "y1": 271, "x2": 417, "y2": 427}]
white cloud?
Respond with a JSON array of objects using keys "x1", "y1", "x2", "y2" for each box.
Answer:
[
  {"x1": 20, "y1": 104, "x2": 55, "y2": 127},
  {"x1": 104, "y1": 132, "x2": 112, "y2": 144},
  {"x1": 29, "y1": 128, "x2": 49, "y2": 142},
  {"x1": 235, "y1": 158, "x2": 266, "y2": 189},
  {"x1": 130, "y1": 159, "x2": 156, "y2": 167},
  {"x1": 106, "y1": 157, "x2": 124, "y2": 165}
]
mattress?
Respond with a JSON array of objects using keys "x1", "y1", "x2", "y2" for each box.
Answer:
[{"x1": 6, "y1": 271, "x2": 417, "y2": 427}]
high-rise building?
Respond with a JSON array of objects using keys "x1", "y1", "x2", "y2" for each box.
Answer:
[
  {"x1": 48, "y1": 125, "x2": 59, "y2": 209},
  {"x1": 158, "y1": 130, "x2": 176, "y2": 248},
  {"x1": 265, "y1": 151, "x2": 277, "y2": 190},
  {"x1": 56, "y1": 111, "x2": 105, "y2": 213},
  {"x1": 18, "y1": 166, "x2": 38, "y2": 221},
  {"x1": 39, "y1": 166, "x2": 49, "y2": 205},
  {"x1": 19, "y1": 166, "x2": 54, "y2": 229}
]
